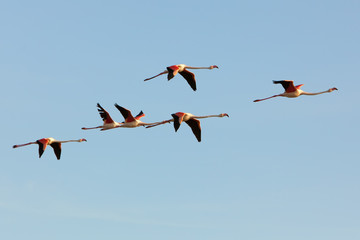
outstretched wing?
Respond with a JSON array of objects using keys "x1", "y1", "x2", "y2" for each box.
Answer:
[
  {"x1": 273, "y1": 80, "x2": 296, "y2": 92},
  {"x1": 179, "y1": 69, "x2": 196, "y2": 91},
  {"x1": 167, "y1": 65, "x2": 180, "y2": 80},
  {"x1": 171, "y1": 112, "x2": 185, "y2": 132},
  {"x1": 135, "y1": 111, "x2": 145, "y2": 120},
  {"x1": 114, "y1": 104, "x2": 136, "y2": 122},
  {"x1": 50, "y1": 142, "x2": 62, "y2": 160},
  {"x1": 185, "y1": 118, "x2": 201, "y2": 142},
  {"x1": 36, "y1": 138, "x2": 49, "y2": 158},
  {"x1": 97, "y1": 103, "x2": 114, "y2": 124}
]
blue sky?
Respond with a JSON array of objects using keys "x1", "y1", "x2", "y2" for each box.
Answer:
[{"x1": 1, "y1": 0, "x2": 359, "y2": 239}]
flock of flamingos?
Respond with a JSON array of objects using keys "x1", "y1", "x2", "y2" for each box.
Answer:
[{"x1": 13, "y1": 64, "x2": 338, "y2": 160}]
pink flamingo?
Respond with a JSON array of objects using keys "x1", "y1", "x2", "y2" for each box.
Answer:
[
  {"x1": 13, "y1": 137, "x2": 87, "y2": 160},
  {"x1": 82, "y1": 103, "x2": 167, "y2": 130},
  {"x1": 254, "y1": 80, "x2": 338, "y2": 102},
  {"x1": 144, "y1": 64, "x2": 219, "y2": 91},
  {"x1": 146, "y1": 112, "x2": 229, "y2": 142}
]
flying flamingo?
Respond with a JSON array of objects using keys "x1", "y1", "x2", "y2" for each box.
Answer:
[
  {"x1": 146, "y1": 112, "x2": 229, "y2": 142},
  {"x1": 144, "y1": 64, "x2": 219, "y2": 91},
  {"x1": 253, "y1": 80, "x2": 338, "y2": 102},
  {"x1": 82, "y1": 103, "x2": 167, "y2": 130},
  {"x1": 13, "y1": 137, "x2": 87, "y2": 160}
]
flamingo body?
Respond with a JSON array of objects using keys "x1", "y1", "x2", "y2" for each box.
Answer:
[{"x1": 171, "y1": 112, "x2": 202, "y2": 141}]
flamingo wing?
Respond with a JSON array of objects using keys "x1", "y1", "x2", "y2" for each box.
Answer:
[
  {"x1": 171, "y1": 113, "x2": 185, "y2": 132},
  {"x1": 36, "y1": 138, "x2": 49, "y2": 158},
  {"x1": 179, "y1": 69, "x2": 196, "y2": 91},
  {"x1": 50, "y1": 142, "x2": 62, "y2": 160},
  {"x1": 135, "y1": 111, "x2": 145, "y2": 120},
  {"x1": 97, "y1": 103, "x2": 114, "y2": 124},
  {"x1": 167, "y1": 65, "x2": 180, "y2": 80},
  {"x1": 185, "y1": 119, "x2": 201, "y2": 142},
  {"x1": 273, "y1": 80, "x2": 297, "y2": 92},
  {"x1": 295, "y1": 84, "x2": 304, "y2": 89},
  {"x1": 114, "y1": 104, "x2": 136, "y2": 122}
]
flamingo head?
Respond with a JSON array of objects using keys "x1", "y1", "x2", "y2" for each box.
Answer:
[
  {"x1": 221, "y1": 113, "x2": 229, "y2": 117},
  {"x1": 80, "y1": 139, "x2": 87, "y2": 142},
  {"x1": 329, "y1": 87, "x2": 338, "y2": 92},
  {"x1": 211, "y1": 65, "x2": 219, "y2": 69}
]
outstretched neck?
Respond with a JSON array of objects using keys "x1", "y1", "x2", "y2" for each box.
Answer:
[
  {"x1": 301, "y1": 90, "x2": 329, "y2": 96},
  {"x1": 193, "y1": 114, "x2": 223, "y2": 119},
  {"x1": 186, "y1": 66, "x2": 213, "y2": 70},
  {"x1": 57, "y1": 139, "x2": 84, "y2": 143}
]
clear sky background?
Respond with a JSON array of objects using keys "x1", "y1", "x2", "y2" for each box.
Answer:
[{"x1": 1, "y1": 0, "x2": 359, "y2": 239}]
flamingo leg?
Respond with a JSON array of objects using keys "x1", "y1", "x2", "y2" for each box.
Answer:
[
  {"x1": 100, "y1": 126, "x2": 121, "y2": 131},
  {"x1": 145, "y1": 119, "x2": 173, "y2": 128},
  {"x1": 253, "y1": 95, "x2": 281, "y2": 102},
  {"x1": 13, "y1": 142, "x2": 37, "y2": 148},
  {"x1": 144, "y1": 71, "x2": 168, "y2": 81},
  {"x1": 81, "y1": 126, "x2": 102, "y2": 130}
]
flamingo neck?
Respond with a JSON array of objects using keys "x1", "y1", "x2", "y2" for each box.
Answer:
[
  {"x1": 300, "y1": 90, "x2": 329, "y2": 96},
  {"x1": 192, "y1": 114, "x2": 223, "y2": 119},
  {"x1": 185, "y1": 66, "x2": 212, "y2": 70},
  {"x1": 55, "y1": 139, "x2": 83, "y2": 143}
]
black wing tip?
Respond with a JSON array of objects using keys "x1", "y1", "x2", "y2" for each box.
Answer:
[
  {"x1": 114, "y1": 103, "x2": 122, "y2": 108},
  {"x1": 97, "y1": 103, "x2": 104, "y2": 110}
]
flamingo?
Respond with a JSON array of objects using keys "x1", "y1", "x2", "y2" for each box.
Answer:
[
  {"x1": 253, "y1": 80, "x2": 338, "y2": 102},
  {"x1": 146, "y1": 112, "x2": 229, "y2": 142},
  {"x1": 82, "y1": 103, "x2": 167, "y2": 130},
  {"x1": 144, "y1": 64, "x2": 219, "y2": 91},
  {"x1": 13, "y1": 137, "x2": 87, "y2": 160}
]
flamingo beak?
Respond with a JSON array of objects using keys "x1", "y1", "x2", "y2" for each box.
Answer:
[
  {"x1": 82, "y1": 139, "x2": 87, "y2": 142},
  {"x1": 224, "y1": 113, "x2": 229, "y2": 117},
  {"x1": 213, "y1": 65, "x2": 219, "y2": 69}
]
